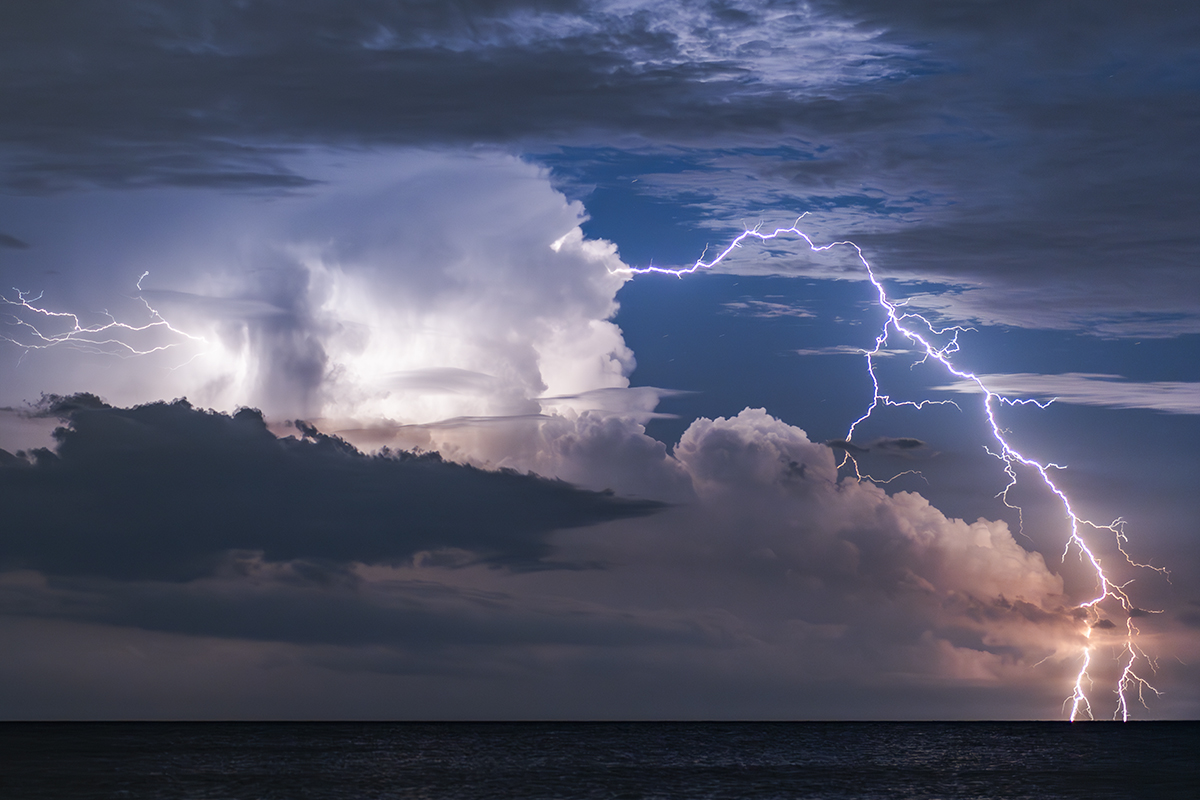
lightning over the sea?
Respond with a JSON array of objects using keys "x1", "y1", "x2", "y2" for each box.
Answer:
[
  {"x1": 1, "y1": 216, "x2": 1168, "y2": 720},
  {"x1": 617, "y1": 217, "x2": 1167, "y2": 721}
]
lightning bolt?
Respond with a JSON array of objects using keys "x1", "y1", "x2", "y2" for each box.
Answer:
[
  {"x1": 616, "y1": 215, "x2": 1168, "y2": 721},
  {"x1": 2, "y1": 219, "x2": 1168, "y2": 719},
  {"x1": 1, "y1": 273, "x2": 205, "y2": 360}
]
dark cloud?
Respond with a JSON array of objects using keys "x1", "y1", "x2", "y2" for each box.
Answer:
[
  {"x1": 0, "y1": 232, "x2": 29, "y2": 249},
  {"x1": 1179, "y1": 602, "x2": 1200, "y2": 629},
  {"x1": 0, "y1": 565, "x2": 719, "y2": 653},
  {"x1": 873, "y1": 437, "x2": 924, "y2": 451},
  {"x1": 0, "y1": 0, "x2": 909, "y2": 190},
  {"x1": 839, "y1": 2, "x2": 1200, "y2": 331},
  {"x1": 4, "y1": 0, "x2": 1196, "y2": 332},
  {"x1": 870, "y1": 437, "x2": 929, "y2": 459},
  {"x1": 27, "y1": 392, "x2": 110, "y2": 417},
  {"x1": 548, "y1": 2, "x2": 1200, "y2": 333},
  {"x1": 824, "y1": 436, "x2": 927, "y2": 456},
  {"x1": 0, "y1": 397, "x2": 660, "y2": 581}
]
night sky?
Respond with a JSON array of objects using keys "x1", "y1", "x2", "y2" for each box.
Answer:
[{"x1": 1, "y1": 1, "x2": 1198, "y2": 720}]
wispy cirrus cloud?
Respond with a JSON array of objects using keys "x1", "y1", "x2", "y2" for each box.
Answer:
[
  {"x1": 721, "y1": 298, "x2": 815, "y2": 318},
  {"x1": 795, "y1": 344, "x2": 908, "y2": 357},
  {"x1": 933, "y1": 373, "x2": 1200, "y2": 415}
]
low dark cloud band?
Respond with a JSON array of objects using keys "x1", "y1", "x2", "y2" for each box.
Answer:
[{"x1": 0, "y1": 397, "x2": 660, "y2": 581}]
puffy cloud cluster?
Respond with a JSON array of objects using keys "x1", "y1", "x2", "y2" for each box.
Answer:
[
  {"x1": 180, "y1": 151, "x2": 635, "y2": 427},
  {"x1": 597, "y1": 409, "x2": 1080, "y2": 673}
]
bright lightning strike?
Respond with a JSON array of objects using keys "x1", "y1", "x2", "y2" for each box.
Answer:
[
  {"x1": 616, "y1": 216, "x2": 1168, "y2": 721},
  {"x1": 1, "y1": 273, "x2": 205, "y2": 360},
  {"x1": 1, "y1": 218, "x2": 1168, "y2": 720}
]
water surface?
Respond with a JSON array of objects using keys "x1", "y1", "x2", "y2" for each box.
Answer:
[{"x1": 1, "y1": 721, "x2": 1196, "y2": 799}]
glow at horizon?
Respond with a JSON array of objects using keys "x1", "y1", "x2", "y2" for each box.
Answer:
[{"x1": 615, "y1": 216, "x2": 1167, "y2": 722}]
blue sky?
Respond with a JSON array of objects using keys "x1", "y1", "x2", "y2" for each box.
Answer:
[{"x1": 1, "y1": 0, "x2": 1198, "y2": 720}]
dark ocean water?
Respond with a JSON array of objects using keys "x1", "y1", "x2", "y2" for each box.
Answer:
[{"x1": 0, "y1": 721, "x2": 1196, "y2": 799}]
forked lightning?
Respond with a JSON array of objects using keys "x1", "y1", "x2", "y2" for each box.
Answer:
[{"x1": 616, "y1": 217, "x2": 1166, "y2": 721}]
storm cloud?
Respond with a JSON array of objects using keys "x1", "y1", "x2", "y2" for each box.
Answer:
[
  {"x1": 0, "y1": 0, "x2": 1195, "y2": 720},
  {"x1": 0, "y1": 397, "x2": 660, "y2": 581},
  {"x1": 0, "y1": 0, "x2": 908, "y2": 191},
  {"x1": 3, "y1": 0, "x2": 1196, "y2": 333}
]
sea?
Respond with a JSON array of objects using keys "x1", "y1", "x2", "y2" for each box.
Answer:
[{"x1": 1, "y1": 721, "x2": 1196, "y2": 799}]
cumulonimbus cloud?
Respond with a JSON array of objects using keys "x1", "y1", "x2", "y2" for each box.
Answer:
[{"x1": 0, "y1": 150, "x2": 638, "y2": 431}]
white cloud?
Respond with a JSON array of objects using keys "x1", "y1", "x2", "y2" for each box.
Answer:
[
  {"x1": 933, "y1": 372, "x2": 1200, "y2": 414},
  {"x1": 0, "y1": 149, "x2": 638, "y2": 431},
  {"x1": 721, "y1": 298, "x2": 815, "y2": 318},
  {"x1": 795, "y1": 344, "x2": 868, "y2": 356}
]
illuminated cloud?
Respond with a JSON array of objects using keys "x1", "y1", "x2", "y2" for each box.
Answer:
[
  {"x1": 0, "y1": 150, "x2": 635, "y2": 428},
  {"x1": 670, "y1": 409, "x2": 1065, "y2": 609}
]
